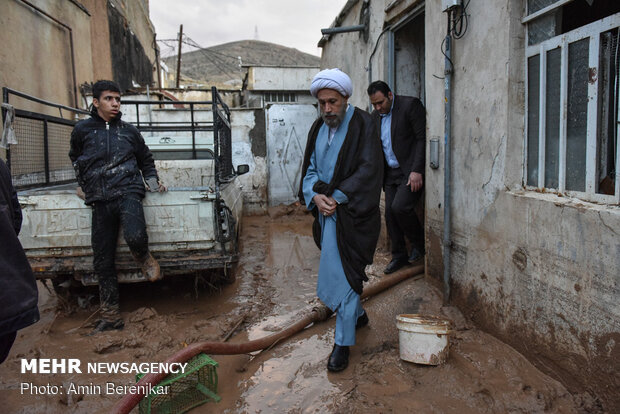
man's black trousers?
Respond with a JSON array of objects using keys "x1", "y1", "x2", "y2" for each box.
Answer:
[
  {"x1": 384, "y1": 167, "x2": 424, "y2": 260},
  {"x1": 91, "y1": 194, "x2": 149, "y2": 319}
]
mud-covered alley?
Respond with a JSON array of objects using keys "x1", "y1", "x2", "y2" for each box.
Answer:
[
  {"x1": 0, "y1": 210, "x2": 591, "y2": 413},
  {"x1": 1, "y1": 1, "x2": 619, "y2": 413}
]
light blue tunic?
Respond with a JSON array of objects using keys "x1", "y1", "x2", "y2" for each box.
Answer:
[{"x1": 302, "y1": 105, "x2": 364, "y2": 346}]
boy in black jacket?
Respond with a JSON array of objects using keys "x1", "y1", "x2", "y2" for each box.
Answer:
[{"x1": 69, "y1": 80, "x2": 165, "y2": 335}]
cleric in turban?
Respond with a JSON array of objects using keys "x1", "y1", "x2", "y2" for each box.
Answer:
[{"x1": 299, "y1": 68, "x2": 383, "y2": 372}]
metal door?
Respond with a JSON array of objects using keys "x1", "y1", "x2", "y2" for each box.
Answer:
[{"x1": 266, "y1": 104, "x2": 317, "y2": 206}]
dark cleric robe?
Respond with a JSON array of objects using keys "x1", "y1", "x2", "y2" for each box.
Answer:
[{"x1": 0, "y1": 159, "x2": 39, "y2": 362}]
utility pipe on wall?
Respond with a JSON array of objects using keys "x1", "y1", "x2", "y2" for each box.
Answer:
[
  {"x1": 320, "y1": 24, "x2": 366, "y2": 35},
  {"x1": 443, "y1": 34, "x2": 452, "y2": 304}
]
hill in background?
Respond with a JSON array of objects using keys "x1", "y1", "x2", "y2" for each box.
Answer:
[{"x1": 164, "y1": 39, "x2": 320, "y2": 89}]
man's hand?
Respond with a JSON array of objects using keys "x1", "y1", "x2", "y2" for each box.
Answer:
[
  {"x1": 76, "y1": 186, "x2": 86, "y2": 200},
  {"x1": 406, "y1": 172, "x2": 423, "y2": 192},
  {"x1": 313, "y1": 194, "x2": 337, "y2": 217},
  {"x1": 146, "y1": 177, "x2": 167, "y2": 192}
]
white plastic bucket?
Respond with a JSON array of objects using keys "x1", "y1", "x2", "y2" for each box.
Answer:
[{"x1": 395, "y1": 314, "x2": 451, "y2": 365}]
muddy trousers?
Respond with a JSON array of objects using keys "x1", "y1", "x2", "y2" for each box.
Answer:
[
  {"x1": 384, "y1": 168, "x2": 424, "y2": 260},
  {"x1": 334, "y1": 289, "x2": 365, "y2": 347},
  {"x1": 92, "y1": 194, "x2": 149, "y2": 321}
]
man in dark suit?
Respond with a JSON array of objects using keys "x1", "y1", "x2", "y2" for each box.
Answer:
[{"x1": 367, "y1": 81, "x2": 426, "y2": 274}]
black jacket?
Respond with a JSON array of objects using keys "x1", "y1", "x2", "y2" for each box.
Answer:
[
  {"x1": 69, "y1": 109, "x2": 158, "y2": 205},
  {"x1": 372, "y1": 95, "x2": 426, "y2": 177},
  {"x1": 0, "y1": 159, "x2": 39, "y2": 336},
  {"x1": 299, "y1": 107, "x2": 383, "y2": 294}
]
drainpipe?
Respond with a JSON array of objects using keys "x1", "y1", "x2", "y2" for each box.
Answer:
[
  {"x1": 320, "y1": 24, "x2": 366, "y2": 35},
  {"x1": 18, "y1": 0, "x2": 79, "y2": 109},
  {"x1": 443, "y1": 34, "x2": 453, "y2": 304}
]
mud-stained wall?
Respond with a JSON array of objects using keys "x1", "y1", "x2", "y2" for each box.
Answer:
[
  {"x1": 424, "y1": 0, "x2": 619, "y2": 410},
  {"x1": 0, "y1": 0, "x2": 94, "y2": 111},
  {"x1": 0, "y1": 0, "x2": 157, "y2": 112},
  {"x1": 106, "y1": 1, "x2": 153, "y2": 91},
  {"x1": 231, "y1": 109, "x2": 267, "y2": 215},
  {"x1": 319, "y1": 0, "x2": 389, "y2": 110},
  {"x1": 79, "y1": 0, "x2": 156, "y2": 91},
  {"x1": 80, "y1": 0, "x2": 113, "y2": 82}
]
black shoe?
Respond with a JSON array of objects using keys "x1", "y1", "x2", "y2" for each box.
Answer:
[
  {"x1": 408, "y1": 248, "x2": 425, "y2": 263},
  {"x1": 88, "y1": 319, "x2": 124, "y2": 336},
  {"x1": 384, "y1": 258, "x2": 409, "y2": 274},
  {"x1": 327, "y1": 344, "x2": 349, "y2": 372},
  {"x1": 355, "y1": 311, "x2": 369, "y2": 330}
]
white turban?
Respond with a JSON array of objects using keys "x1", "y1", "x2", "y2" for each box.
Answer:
[{"x1": 310, "y1": 68, "x2": 353, "y2": 98}]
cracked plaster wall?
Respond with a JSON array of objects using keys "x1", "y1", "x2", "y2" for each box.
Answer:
[
  {"x1": 425, "y1": 0, "x2": 619, "y2": 408},
  {"x1": 231, "y1": 109, "x2": 267, "y2": 215}
]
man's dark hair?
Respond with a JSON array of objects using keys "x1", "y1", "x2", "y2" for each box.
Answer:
[
  {"x1": 367, "y1": 80, "x2": 391, "y2": 96},
  {"x1": 92, "y1": 80, "x2": 121, "y2": 99}
]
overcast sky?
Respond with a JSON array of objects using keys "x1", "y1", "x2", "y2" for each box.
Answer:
[{"x1": 149, "y1": 0, "x2": 349, "y2": 57}]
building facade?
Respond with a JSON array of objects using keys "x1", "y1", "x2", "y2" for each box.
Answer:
[{"x1": 320, "y1": 0, "x2": 619, "y2": 410}]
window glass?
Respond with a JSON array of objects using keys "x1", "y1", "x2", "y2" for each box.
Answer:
[
  {"x1": 528, "y1": 13, "x2": 559, "y2": 46},
  {"x1": 597, "y1": 29, "x2": 619, "y2": 195},
  {"x1": 566, "y1": 38, "x2": 589, "y2": 192},
  {"x1": 545, "y1": 47, "x2": 562, "y2": 188},
  {"x1": 528, "y1": 0, "x2": 558, "y2": 14},
  {"x1": 527, "y1": 55, "x2": 541, "y2": 186}
]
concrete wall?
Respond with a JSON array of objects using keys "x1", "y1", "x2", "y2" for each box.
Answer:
[
  {"x1": 81, "y1": 0, "x2": 113, "y2": 82},
  {"x1": 111, "y1": 0, "x2": 156, "y2": 66},
  {"x1": 320, "y1": 0, "x2": 389, "y2": 110},
  {"x1": 230, "y1": 109, "x2": 267, "y2": 215},
  {"x1": 426, "y1": 0, "x2": 619, "y2": 409},
  {"x1": 320, "y1": 0, "x2": 620, "y2": 410},
  {"x1": 80, "y1": 0, "x2": 156, "y2": 91},
  {"x1": 247, "y1": 67, "x2": 320, "y2": 91},
  {"x1": 0, "y1": 0, "x2": 94, "y2": 111},
  {"x1": 0, "y1": 0, "x2": 157, "y2": 113}
]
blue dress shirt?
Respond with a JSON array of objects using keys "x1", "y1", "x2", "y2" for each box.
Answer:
[{"x1": 380, "y1": 97, "x2": 399, "y2": 168}]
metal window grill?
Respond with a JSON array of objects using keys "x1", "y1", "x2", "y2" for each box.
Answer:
[
  {"x1": 212, "y1": 86, "x2": 234, "y2": 181},
  {"x1": 216, "y1": 117, "x2": 233, "y2": 181},
  {"x1": 2, "y1": 88, "x2": 88, "y2": 189}
]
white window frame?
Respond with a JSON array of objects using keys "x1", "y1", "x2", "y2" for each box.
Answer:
[
  {"x1": 524, "y1": 13, "x2": 620, "y2": 204},
  {"x1": 522, "y1": 0, "x2": 575, "y2": 24}
]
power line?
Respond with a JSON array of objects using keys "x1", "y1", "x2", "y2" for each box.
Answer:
[{"x1": 180, "y1": 36, "x2": 240, "y2": 82}]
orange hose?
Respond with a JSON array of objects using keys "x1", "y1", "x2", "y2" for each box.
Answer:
[{"x1": 113, "y1": 264, "x2": 424, "y2": 413}]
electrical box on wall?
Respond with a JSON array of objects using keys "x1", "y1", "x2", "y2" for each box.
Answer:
[
  {"x1": 430, "y1": 138, "x2": 440, "y2": 169},
  {"x1": 441, "y1": 0, "x2": 460, "y2": 12}
]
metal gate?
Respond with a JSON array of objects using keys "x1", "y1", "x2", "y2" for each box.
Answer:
[{"x1": 266, "y1": 104, "x2": 317, "y2": 206}]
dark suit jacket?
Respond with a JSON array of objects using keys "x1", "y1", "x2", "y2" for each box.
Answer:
[{"x1": 372, "y1": 95, "x2": 426, "y2": 177}]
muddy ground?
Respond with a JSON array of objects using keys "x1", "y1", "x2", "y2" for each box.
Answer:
[{"x1": 0, "y1": 209, "x2": 590, "y2": 413}]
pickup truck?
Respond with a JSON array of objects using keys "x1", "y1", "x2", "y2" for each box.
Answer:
[{"x1": 3, "y1": 87, "x2": 247, "y2": 291}]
